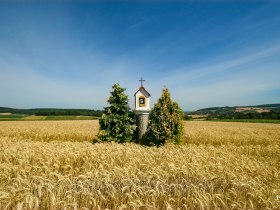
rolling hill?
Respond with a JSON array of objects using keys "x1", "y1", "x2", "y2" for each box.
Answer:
[{"x1": 189, "y1": 104, "x2": 280, "y2": 120}]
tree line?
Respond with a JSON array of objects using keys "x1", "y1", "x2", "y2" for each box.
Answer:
[
  {"x1": 209, "y1": 110, "x2": 280, "y2": 120},
  {"x1": 0, "y1": 107, "x2": 102, "y2": 117}
]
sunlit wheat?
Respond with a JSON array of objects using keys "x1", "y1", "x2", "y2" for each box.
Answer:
[{"x1": 0, "y1": 120, "x2": 279, "y2": 209}]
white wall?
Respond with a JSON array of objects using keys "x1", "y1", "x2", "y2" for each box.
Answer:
[{"x1": 135, "y1": 90, "x2": 150, "y2": 111}]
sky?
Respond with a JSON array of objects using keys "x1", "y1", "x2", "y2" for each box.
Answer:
[{"x1": 0, "y1": 1, "x2": 280, "y2": 111}]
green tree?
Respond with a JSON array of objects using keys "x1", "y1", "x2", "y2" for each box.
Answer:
[
  {"x1": 144, "y1": 87, "x2": 184, "y2": 146},
  {"x1": 98, "y1": 84, "x2": 134, "y2": 143}
]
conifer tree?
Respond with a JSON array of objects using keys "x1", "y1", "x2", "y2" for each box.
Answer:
[
  {"x1": 98, "y1": 84, "x2": 134, "y2": 143},
  {"x1": 144, "y1": 87, "x2": 184, "y2": 146}
]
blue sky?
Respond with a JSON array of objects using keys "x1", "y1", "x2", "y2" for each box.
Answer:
[{"x1": 0, "y1": 1, "x2": 280, "y2": 110}]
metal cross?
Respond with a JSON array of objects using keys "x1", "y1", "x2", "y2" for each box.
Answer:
[{"x1": 139, "y1": 77, "x2": 145, "y2": 87}]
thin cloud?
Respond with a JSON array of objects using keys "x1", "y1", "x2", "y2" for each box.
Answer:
[{"x1": 158, "y1": 43, "x2": 280, "y2": 87}]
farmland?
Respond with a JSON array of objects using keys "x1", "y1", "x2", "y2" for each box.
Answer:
[
  {"x1": 0, "y1": 120, "x2": 279, "y2": 209},
  {"x1": 0, "y1": 114, "x2": 98, "y2": 121}
]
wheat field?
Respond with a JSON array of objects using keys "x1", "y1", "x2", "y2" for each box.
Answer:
[{"x1": 0, "y1": 120, "x2": 279, "y2": 209}]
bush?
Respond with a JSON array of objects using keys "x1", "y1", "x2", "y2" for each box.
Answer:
[
  {"x1": 144, "y1": 87, "x2": 184, "y2": 146},
  {"x1": 98, "y1": 84, "x2": 134, "y2": 143},
  {"x1": 184, "y1": 113, "x2": 192, "y2": 120}
]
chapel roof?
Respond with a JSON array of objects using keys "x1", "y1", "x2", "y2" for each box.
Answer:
[{"x1": 134, "y1": 86, "x2": 151, "y2": 97}]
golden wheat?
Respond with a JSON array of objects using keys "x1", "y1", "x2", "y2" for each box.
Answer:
[{"x1": 0, "y1": 120, "x2": 279, "y2": 209}]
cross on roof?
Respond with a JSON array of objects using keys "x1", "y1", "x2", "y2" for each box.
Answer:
[{"x1": 139, "y1": 77, "x2": 145, "y2": 87}]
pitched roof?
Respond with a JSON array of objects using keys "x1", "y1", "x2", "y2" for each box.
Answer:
[{"x1": 134, "y1": 86, "x2": 151, "y2": 97}]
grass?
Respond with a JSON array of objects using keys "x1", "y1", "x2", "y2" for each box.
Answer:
[
  {"x1": 0, "y1": 120, "x2": 279, "y2": 209},
  {"x1": 0, "y1": 114, "x2": 26, "y2": 119},
  {"x1": 45, "y1": 115, "x2": 98, "y2": 120},
  {"x1": 0, "y1": 115, "x2": 98, "y2": 121},
  {"x1": 23, "y1": 115, "x2": 47, "y2": 120}
]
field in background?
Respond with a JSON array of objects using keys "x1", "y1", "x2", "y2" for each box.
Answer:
[
  {"x1": 0, "y1": 114, "x2": 98, "y2": 121},
  {"x1": 0, "y1": 120, "x2": 279, "y2": 209}
]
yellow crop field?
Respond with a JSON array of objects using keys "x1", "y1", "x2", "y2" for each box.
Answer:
[{"x1": 0, "y1": 120, "x2": 279, "y2": 209}]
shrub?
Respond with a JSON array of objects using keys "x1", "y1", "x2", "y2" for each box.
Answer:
[
  {"x1": 144, "y1": 87, "x2": 184, "y2": 146},
  {"x1": 98, "y1": 84, "x2": 134, "y2": 143}
]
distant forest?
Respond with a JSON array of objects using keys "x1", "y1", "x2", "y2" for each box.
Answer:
[
  {"x1": 188, "y1": 104, "x2": 280, "y2": 120},
  {"x1": 0, "y1": 107, "x2": 103, "y2": 117}
]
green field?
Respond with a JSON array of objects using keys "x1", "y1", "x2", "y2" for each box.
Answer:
[
  {"x1": 0, "y1": 114, "x2": 26, "y2": 119},
  {"x1": 45, "y1": 115, "x2": 98, "y2": 120},
  {"x1": 0, "y1": 114, "x2": 98, "y2": 121}
]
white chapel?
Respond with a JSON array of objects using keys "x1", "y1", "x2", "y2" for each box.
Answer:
[{"x1": 134, "y1": 77, "x2": 151, "y2": 112}]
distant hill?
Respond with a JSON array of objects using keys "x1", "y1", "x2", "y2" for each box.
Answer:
[
  {"x1": 0, "y1": 107, "x2": 102, "y2": 117},
  {"x1": 2, "y1": 104, "x2": 280, "y2": 120},
  {"x1": 188, "y1": 104, "x2": 280, "y2": 120}
]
